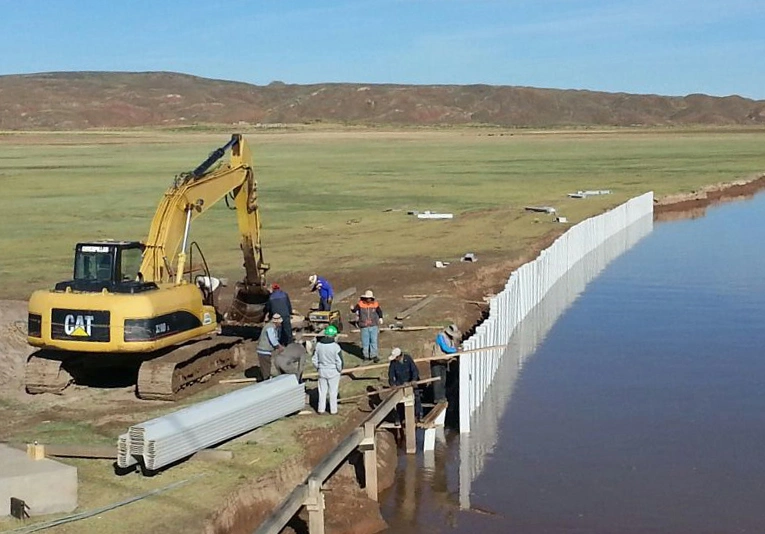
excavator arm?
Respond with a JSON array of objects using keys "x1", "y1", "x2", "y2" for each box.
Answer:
[{"x1": 139, "y1": 134, "x2": 269, "y2": 290}]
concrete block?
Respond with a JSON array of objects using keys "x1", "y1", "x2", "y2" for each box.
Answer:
[{"x1": 0, "y1": 444, "x2": 78, "y2": 516}]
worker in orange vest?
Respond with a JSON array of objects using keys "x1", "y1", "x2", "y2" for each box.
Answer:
[{"x1": 351, "y1": 289, "x2": 383, "y2": 362}]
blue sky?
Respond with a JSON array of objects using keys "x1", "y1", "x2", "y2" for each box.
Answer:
[{"x1": 2, "y1": 0, "x2": 764, "y2": 99}]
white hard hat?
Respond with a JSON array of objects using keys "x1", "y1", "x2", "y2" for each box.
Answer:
[
  {"x1": 272, "y1": 313, "x2": 283, "y2": 322},
  {"x1": 308, "y1": 274, "x2": 318, "y2": 285},
  {"x1": 362, "y1": 289, "x2": 375, "y2": 299},
  {"x1": 388, "y1": 347, "x2": 402, "y2": 361}
]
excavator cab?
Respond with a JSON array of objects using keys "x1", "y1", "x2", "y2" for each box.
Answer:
[{"x1": 55, "y1": 241, "x2": 158, "y2": 294}]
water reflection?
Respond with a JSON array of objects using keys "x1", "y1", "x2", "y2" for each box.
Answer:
[
  {"x1": 459, "y1": 213, "x2": 654, "y2": 511},
  {"x1": 382, "y1": 213, "x2": 653, "y2": 532}
]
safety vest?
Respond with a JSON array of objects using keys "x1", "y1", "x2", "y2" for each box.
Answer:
[{"x1": 356, "y1": 299, "x2": 380, "y2": 327}]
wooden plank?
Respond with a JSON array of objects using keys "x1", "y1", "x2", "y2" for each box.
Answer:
[
  {"x1": 394, "y1": 294, "x2": 437, "y2": 321},
  {"x1": 403, "y1": 294, "x2": 427, "y2": 300},
  {"x1": 338, "y1": 377, "x2": 440, "y2": 403},
  {"x1": 254, "y1": 485, "x2": 308, "y2": 534},
  {"x1": 404, "y1": 387, "x2": 416, "y2": 454},
  {"x1": 349, "y1": 325, "x2": 442, "y2": 333},
  {"x1": 311, "y1": 428, "x2": 364, "y2": 482},
  {"x1": 362, "y1": 389, "x2": 405, "y2": 427},
  {"x1": 6, "y1": 443, "x2": 232, "y2": 462},
  {"x1": 363, "y1": 423, "x2": 378, "y2": 501},
  {"x1": 418, "y1": 401, "x2": 448, "y2": 428},
  {"x1": 302, "y1": 344, "x2": 506, "y2": 380},
  {"x1": 334, "y1": 286, "x2": 357, "y2": 302},
  {"x1": 223, "y1": 344, "x2": 506, "y2": 384}
]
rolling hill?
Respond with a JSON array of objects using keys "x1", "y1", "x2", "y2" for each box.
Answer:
[{"x1": 1, "y1": 71, "x2": 764, "y2": 130}]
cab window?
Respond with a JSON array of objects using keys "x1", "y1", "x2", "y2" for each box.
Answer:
[
  {"x1": 120, "y1": 247, "x2": 143, "y2": 282},
  {"x1": 75, "y1": 247, "x2": 114, "y2": 282}
]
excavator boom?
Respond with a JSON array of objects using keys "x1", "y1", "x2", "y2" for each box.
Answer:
[
  {"x1": 26, "y1": 134, "x2": 272, "y2": 400},
  {"x1": 140, "y1": 133, "x2": 268, "y2": 288}
]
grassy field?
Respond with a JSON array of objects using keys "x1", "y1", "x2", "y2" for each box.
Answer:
[
  {"x1": 1, "y1": 126, "x2": 764, "y2": 532},
  {"x1": 1, "y1": 127, "x2": 764, "y2": 299}
]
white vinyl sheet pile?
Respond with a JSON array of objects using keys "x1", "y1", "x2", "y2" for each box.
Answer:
[{"x1": 119, "y1": 374, "x2": 305, "y2": 471}]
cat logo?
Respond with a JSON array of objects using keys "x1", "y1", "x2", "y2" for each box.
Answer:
[{"x1": 64, "y1": 314, "x2": 94, "y2": 337}]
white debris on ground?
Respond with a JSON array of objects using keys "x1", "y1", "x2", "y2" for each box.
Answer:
[
  {"x1": 416, "y1": 211, "x2": 453, "y2": 219},
  {"x1": 568, "y1": 190, "x2": 612, "y2": 198}
]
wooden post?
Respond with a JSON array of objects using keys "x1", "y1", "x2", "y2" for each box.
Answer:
[
  {"x1": 306, "y1": 478, "x2": 325, "y2": 534},
  {"x1": 26, "y1": 442, "x2": 45, "y2": 460},
  {"x1": 362, "y1": 422, "x2": 378, "y2": 501},
  {"x1": 403, "y1": 386, "x2": 416, "y2": 454}
]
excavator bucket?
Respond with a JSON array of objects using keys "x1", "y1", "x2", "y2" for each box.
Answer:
[{"x1": 225, "y1": 282, "x2": 270, "y2": 324}]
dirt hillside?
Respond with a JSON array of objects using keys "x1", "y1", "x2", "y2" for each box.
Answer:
[
  {"x1": 1, "y1": 72, "x2": 764, "y2": 130},
  {"x1": 0, "y1": 300, "x2": 31, "y2": 395}
]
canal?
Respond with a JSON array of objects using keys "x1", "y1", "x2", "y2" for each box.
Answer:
[{"x1": 381, "y1": 192, "x2": 765, "y2": 533}]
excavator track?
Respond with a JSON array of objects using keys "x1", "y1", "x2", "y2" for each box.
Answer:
[
  {"x1": 25, "y1": 352, "x2": 74, "y2": 394},
  {"x1": 136, "y1": 335, "x2": 244, "y2": 401}
]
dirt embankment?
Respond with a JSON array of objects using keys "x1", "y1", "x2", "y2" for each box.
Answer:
[
  {"x1": 0, "y1": 300, "x2": 32, "y2": 396},
  {"x1": 222, "y1": 173, "x2": 765, "y2": 534},
  {"x1": 654, "y1": 172, "x2": 765, "y2": 216}
]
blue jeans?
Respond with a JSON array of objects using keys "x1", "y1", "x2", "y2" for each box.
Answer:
[{"x1": 360, "y1": 326, "x2": 379, "y2": 360}]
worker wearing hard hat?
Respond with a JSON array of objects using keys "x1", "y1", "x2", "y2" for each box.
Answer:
[
  {"x1": 311, "y1": 325, "x2": 343, "y2": 415},
  {"x1": 351, "y1": 289, "x2": 384, "y2": 362},
  {"x1": 308, "y1": 274, "x2": 334, "y2": 311}
]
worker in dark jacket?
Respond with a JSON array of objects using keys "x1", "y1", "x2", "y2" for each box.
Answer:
[
  {"x1": 388, "y1": 347, "x2": 422, "y2": 421},
  {"x1": 265, "y1": 283, "x2": 293, "y2": 344}
]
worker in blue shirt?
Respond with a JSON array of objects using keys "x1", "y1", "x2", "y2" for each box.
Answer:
[
  {"x1": 432, "y1": 323, "x2": 460, "y2": 402},
  {"x1": 308, "y1": 274, "x2": 334, "y2": 311}
]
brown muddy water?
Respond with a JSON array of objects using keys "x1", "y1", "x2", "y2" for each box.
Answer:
[{"x1": 381, "y1": 192, "x2": 765, "y2": 533}]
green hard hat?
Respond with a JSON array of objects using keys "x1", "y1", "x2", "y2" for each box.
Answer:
[{"x1": 323, "y1": 324, "x2": 338, "y2": 337}]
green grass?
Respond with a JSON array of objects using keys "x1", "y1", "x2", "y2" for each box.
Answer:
[
  {"x1": 1, "y1": 128, "x2": 764, "y2": 299},
  {"x1": 2, "y1": 125, "x2": 763, "y2": 531}
]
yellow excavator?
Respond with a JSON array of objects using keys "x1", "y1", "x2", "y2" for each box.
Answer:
[{"x1": 26, "y1": 134, "x2": 270, "y2": 400}]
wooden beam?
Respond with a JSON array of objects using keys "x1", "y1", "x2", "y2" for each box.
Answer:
[
  {"x1": 301, "y1": 344, "x2": 506, "y2": 380},
  {"x1": 395, "y1": 294, "x2": 437, "y2": 321},
  {"x1": 418, "y1": 401, "x2": 448, "y2": 428},
  {"x1": 222, "y1": 344, "x2": 506, "y2": 385},
  {"x1": 338, "y1": 377, "x2": 440, "y2": 404},
  {"x1": 7, "y1": 443, "x2": 232, "y2": 462},
  {"x1": 349, "y1": 325, "x2": 443, "y2": 333},
  {"x1": 403, "y1": 386, "x2": 416, "y2": 454},
  {"x1": 334, "y1": 286, "x2": 357, "y2": 303},
  {"x1": 362, "y1": 422, "x2": 378, "y2": 501},
  {"x1": 306, "y1": 478, "x2": 325, "y2": 534},
  {"x1": 254, "y1": 485, "x2": 308, "y2": 534}
]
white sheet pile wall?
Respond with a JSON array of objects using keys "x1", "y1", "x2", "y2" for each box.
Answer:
[
  {"x1": 457, "y1": 212, "x2": 654, "y2": 508},
  {"x1": 459, "y1": 192, "x2": 654, "y2": 433},
  {"x1": 118, "y1": 374, "x2": 305, "y2": 471}
]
